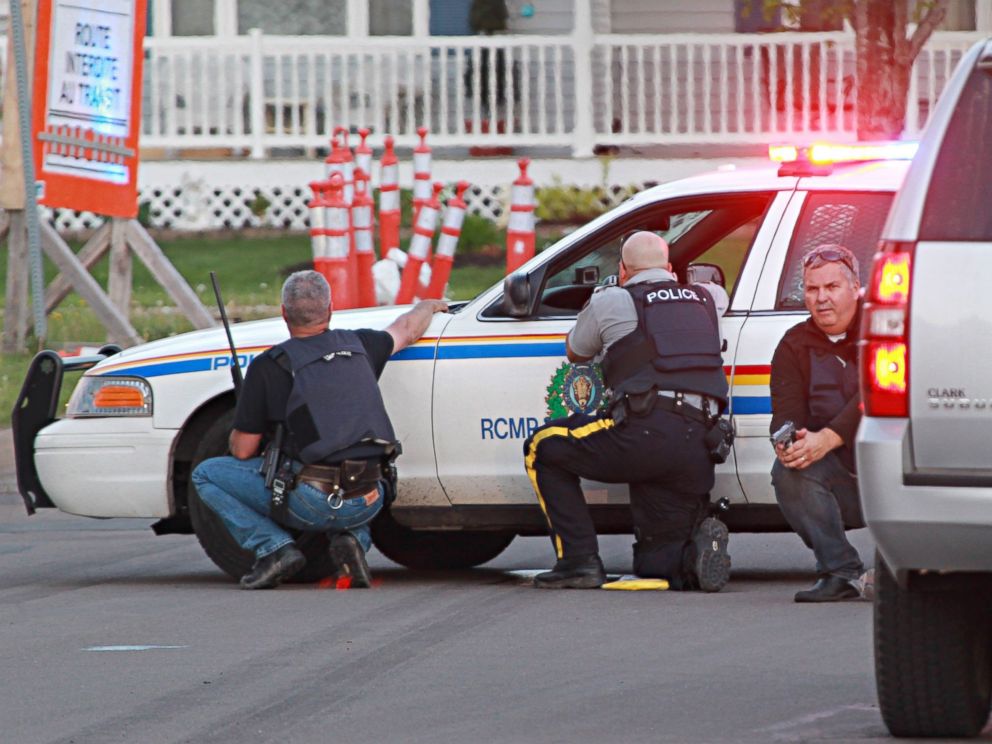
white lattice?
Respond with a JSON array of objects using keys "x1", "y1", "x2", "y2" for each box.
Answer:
[{"x1": 24, "y1": 180, "x2": 653, "y2": 233}]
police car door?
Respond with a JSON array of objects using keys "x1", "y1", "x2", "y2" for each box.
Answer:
[
  {"x1": 733, "y1": 188, "x2": 896, "y2": 504},
  {"x1": 433, "y1": 192, "x2": 785, "y2": 512}
]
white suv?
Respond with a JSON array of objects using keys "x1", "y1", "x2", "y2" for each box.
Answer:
[{"x1": 857, "y1": 38, "x2": 992, "y2": 739}]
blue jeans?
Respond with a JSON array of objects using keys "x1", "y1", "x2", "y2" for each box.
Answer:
[
  {"x1": 771, "y1": 453, "x2": 864, "y2": 581},
  {"x1": 192, "y1": 456, "x2": 383, "y2": 560}
]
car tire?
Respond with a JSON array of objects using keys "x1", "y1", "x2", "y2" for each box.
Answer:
[
  {"x1": 371, "y1": 507, "x2": 515, "y2": 570},
  {"x1": 874, "y1": 550, "x2": 992, "y2": 738},
  {"x1": 187, "y1": 409, "x2": 336, "y2": 583}
]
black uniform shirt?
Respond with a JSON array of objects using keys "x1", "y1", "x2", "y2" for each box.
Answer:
[{"x1": 234, "y1": 329, "x2": 394, "y2": 462}]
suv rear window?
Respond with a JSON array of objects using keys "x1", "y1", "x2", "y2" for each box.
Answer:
[
  {"x1": 778, "y1": 191, "x2": 893, "y2": 309},
  {"x1": 920, "y1": 65, "x2": 992, "y2": 241}
]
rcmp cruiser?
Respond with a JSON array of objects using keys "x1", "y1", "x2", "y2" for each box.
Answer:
[{"x1": 14, "y1": 141, "x2": 913, "y2": 579}]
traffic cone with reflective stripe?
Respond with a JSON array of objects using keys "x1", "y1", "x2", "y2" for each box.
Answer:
[
  {"x1": 308, "y1": 180, "x2": 329, "y2": 275},
  {"x1": 321, "y1": 173, "x2": 355, "y2": 309},
  {"x1": 352, "y1": 168, "x2": 377, "y2": 307},
  {"x1": 426, "y1": 181, "x2": 469, "y2": 300},
  {"x1": 334, "y1": 127, "x2": 360, "y2": 302},
  {"x1": 412, "y1": 126, "x2": 432, "y2": 230},
  {"x1": 396, "y1": 181, "x2": 442, "y2": 305},
  {"x1": 378, "y1": 135, "x2": 401, "y2": 256},
  {"x1": 355, "y1": 128, "x2": 373, "y2": 186},
  {"x1": 505, "y1": 158, "x2": 536, "y2": 274}
]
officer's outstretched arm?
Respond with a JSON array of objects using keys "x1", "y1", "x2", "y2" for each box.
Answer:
[{"x1": 385, "y1": 299, "x2": 448, "y2": 353}]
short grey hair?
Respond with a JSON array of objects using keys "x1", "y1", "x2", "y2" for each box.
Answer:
[
  {"x1": 802, "y1": 243, "x2": 860, "y2": 285},
  {"x1": 281, "y1": 270, "x2": 331, "y2": 326}
]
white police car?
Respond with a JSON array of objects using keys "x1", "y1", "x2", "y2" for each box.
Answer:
[{"x1": 14, "y1": 142, "x2": 911, "y2": 580}]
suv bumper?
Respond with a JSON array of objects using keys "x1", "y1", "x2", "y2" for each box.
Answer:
[{"x1": 857, "y1": 417, "x2": 992, "y2": 575}]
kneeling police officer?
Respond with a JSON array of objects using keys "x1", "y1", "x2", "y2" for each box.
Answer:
[
  {"x1": 193, "y1": 270, "x2": 447, "y2": 589},
  {"x1": 524, "y1": 231, "x2": 733, "y2": 590}
]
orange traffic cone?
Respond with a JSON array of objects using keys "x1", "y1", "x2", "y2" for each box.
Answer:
[
  {"x1": 505, "y1": 157, "x2": 536, "y2": 274},
  {"x1": 396, "y1": 181, "x2": 442, "y2": 305},
  {"x1": 426, "y1": 181, "x2": 469, "y2": 300}
]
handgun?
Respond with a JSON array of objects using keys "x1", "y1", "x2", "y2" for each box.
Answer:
[{"x1": 770, "y1": 420, "x2": 797, "y2": 449}]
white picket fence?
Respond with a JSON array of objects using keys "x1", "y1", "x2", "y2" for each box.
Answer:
[{"x1": 0, "y1": 31, "x2": 983, "y2": 158}]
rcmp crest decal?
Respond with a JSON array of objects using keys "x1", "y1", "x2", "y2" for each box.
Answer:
[{"x1": 545, "y1": 362, "x2": 609, "y2": 420}]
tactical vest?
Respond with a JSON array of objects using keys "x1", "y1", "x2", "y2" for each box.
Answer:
[
  {"x1": 601, "y1": 281, "x2": 729, "y2": 409},
  {"x1": 806, "y1": 346, "x2": 858, "y2": 432},
  {"x1": 272, "y1": 330, "x2": 396, "y2": 464}
]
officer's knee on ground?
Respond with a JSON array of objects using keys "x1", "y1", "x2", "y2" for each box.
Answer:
[{"x1": 633, "y1": 539, "x2": 690, "y2": 590}]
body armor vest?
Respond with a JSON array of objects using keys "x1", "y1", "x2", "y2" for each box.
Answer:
[
  {"x1": 601, "y1": 281, "x2": 729, "y2": 409},
  {"x1": 273, "y1": 330, "x2": 396, "y2": 464}
]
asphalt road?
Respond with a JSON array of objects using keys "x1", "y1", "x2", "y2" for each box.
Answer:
[{"x1": 0, "y1": 487, "x2": 985, "y2": 744}]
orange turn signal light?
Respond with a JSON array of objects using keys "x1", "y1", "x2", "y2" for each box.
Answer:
[
  {"x1": 92, "y1": 385, "x2": 147, "y2": 409},
  {"x1": 875, "y1": 253, "x2": 911, "y2": 304}
]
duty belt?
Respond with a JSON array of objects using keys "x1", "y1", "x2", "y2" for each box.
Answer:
[
  {"x1": 653, "y1": 391, "x2": 715, "y2": 425},
  {"x1": 298, "y1": 460, "x2": 383, "y2": 496}
]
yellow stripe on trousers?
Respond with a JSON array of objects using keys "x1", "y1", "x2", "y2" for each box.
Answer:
[{"x1": 525, "y1": 418, "x2": 616, "y2": 559}]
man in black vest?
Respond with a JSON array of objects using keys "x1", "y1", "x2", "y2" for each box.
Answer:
[
  {"x1": 770, "y1": 244, "x2": 869, "y2": 602},
  {"x1": 524, "y1": 231, "x2": 732, "y2": 590},
  {"x1": 193, "y1": 270, "x2": 447, "y2": 589}
]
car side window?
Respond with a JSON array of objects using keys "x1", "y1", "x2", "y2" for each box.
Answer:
[
  {"x1": 532, "y1": 196, "x2": 772, "y2": 318},
  {"x1": 777, "y1": 191, "x2": 894, "y2": 309}
]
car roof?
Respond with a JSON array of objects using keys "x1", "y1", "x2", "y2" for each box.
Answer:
[{"x1": 627, "y1": 158, "x2": 908, "y2": 209}]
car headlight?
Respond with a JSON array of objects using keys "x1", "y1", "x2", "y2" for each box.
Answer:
[{"x1": 66, "y1": 376, "x2": 153, "y2": 417}]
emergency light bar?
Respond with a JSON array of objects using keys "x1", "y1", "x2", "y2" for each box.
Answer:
[{"x1": 769, "y1": 141, "x2": 919, "y2": 176}]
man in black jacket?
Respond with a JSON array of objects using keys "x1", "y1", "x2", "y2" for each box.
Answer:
[{"x1": 770, "y1": 244, "x2": 868, "y2": 602}]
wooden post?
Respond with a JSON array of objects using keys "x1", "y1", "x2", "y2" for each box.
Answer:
[
  {"x1": 108, "y1": 218, "x2": 132, "y2": 315},
  {"x1": 43, "y1": 222, "x2": 112, "y2": 313},
  {"x1": 38, "y1": 221, "x2": 143, "y2": 346},
  {"x1": 571, "y1": 0, "x2": 596, "y2": 158},
  {"x1": 125, "y1": 220, "x2": 216, "y2": 329},
  {"x1": 1, "y1": 211, "x2": 30, "y2": 353}
]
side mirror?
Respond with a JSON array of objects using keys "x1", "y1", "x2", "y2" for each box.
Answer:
[
  {"x1": 685, "y1": 262, "x2": 726, "y2": 288},
  {"x1": 503, "y1": 272, "x2": 533, "y2": 317}
]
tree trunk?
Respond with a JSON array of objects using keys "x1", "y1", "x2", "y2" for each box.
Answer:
[{"x1": 852, "y1": 0, "x2": 948, "y2": 141}]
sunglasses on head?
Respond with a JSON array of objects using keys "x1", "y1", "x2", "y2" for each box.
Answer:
[{"x1": 803, "y1": 248, "x2": 855, "y2": 274}]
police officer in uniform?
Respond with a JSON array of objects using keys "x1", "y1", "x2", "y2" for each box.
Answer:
[
  {"x1": 524, "y1": 231, "x2": 732, "y2": 590},
  {"x1": 193, "y1": 270, "x2": 447, "y2": 589}
]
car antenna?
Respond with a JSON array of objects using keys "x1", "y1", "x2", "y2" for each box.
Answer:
[{"x1": 210, "y1": 271, "x2": 244, "y2": 399}]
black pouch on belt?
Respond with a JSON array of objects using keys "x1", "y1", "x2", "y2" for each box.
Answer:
[
  {"x1": 626, "y1": 388, "x2": 657, "y2": 416},
  {"x1": 704, "y1": 417, "x2": 735, "y2": 464}
]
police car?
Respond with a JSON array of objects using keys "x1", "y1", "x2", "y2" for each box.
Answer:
[{"x1": 14, "y1": 142, "x2": 910, "y2": 581}]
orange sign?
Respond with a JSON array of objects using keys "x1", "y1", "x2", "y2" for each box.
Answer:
[{"x1": 32, "y1": 0, "x2": 146, "y2": 218}]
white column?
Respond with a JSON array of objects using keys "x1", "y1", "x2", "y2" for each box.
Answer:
[
  {"x1": 412, "y1": 0, "x2": 429, "y2": 37},
  {"x1": 977, "y1": 0, "x2": 992, "y2": 32},
  {"x1": 347, "y1": 0, "x2": 369, "y2": 36},
  {"x1": 153, "y1": 0, "x2": 173, "y2": 37},
  {"x1": 571, "y1": 0, "x2": 596, "y2": 157},
  {"x1": 215, "y1": 0, "x2": 238, "y2": 36}
]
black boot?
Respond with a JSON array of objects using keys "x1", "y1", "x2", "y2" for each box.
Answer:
[
  {"x1": 534, "y1": 554, "x2": 606, "y2": 589},
  {"x1": 794, "y1": 575, "x2": 860, "y2": 603},
  {"x1": 329, "y1": 533, "x2": 372, "y2": 588},
  {"x1": 239, "y1": 544, "x2": 306, "y2": 590}
]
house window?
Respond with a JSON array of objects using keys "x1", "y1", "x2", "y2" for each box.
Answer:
[
  {"x1": 171, "y1": 0, "x2": 215, "y2": 35},
  {"x1": 370, "y1": 0, "x2": 412, "y2": 35},
  {"x1": 237, "y1": 0, "x2": 346, "y2": 35}
]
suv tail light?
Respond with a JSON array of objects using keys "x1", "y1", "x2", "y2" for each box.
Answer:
[{"x1": 860, "y1": 241, "x2": 914, "y2": 417}]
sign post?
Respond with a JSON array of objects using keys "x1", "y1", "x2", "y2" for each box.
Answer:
[
  {"x1": 32, "y1": 0, "x2": 145, "y2": 217},
  {"x1": 13, "y1": 0, "x2": 215, "y2": 346}
]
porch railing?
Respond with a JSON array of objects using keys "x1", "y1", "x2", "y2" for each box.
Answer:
[{"x1": 0, "y1": 31, "x2": 984, "y2": 158}]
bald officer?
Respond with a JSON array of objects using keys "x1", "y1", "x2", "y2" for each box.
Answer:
[{"x1": 524, "y1": 231, "x2": 733, "y2": 591}]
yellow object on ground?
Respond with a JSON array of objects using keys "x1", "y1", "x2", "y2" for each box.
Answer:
[{"x1": 601, "y1": 578, "x2": 670, "y2": 591}]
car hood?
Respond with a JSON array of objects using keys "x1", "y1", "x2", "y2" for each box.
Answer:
[{"x1": 90, "y1": 304, "x2": 417, "y2": 372}]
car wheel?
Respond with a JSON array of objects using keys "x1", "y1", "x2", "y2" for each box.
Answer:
[
  {"x1": 874, "y1": 550, "x2": 992, "y2": 738},
  {"x1": 371, "y1": 507, "x2": 514, "y2": 570},
  {"x1": 187, "y1": 409, "x2": 336, "y2": 583}
]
